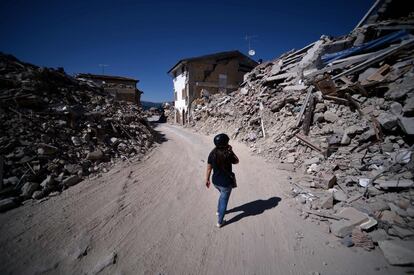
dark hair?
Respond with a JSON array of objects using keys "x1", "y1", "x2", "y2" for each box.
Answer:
[{"x1": 211, "y1": 146, "x2": 231, "y2": 171}]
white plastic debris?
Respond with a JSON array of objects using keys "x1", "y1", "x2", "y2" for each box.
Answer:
[{"x1": 358, "y1": 178, "x2": 370, "y2": 187}]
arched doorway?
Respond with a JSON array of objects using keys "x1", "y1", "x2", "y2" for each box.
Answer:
[{"x1": 182, "y1": 109, "x2": 186, "y2": 125}]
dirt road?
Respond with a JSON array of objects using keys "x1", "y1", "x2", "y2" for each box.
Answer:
[{"x1": 0, "y1": 124, "x2": 404, "y2": 274}]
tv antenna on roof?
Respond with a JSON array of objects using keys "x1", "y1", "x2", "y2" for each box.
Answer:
[
  {"x1": 99, "y1": 64, "x2": 109, "y2": 75},
  {"x1": 245, "y1": 34, "x2": 258, "y2": 56}
]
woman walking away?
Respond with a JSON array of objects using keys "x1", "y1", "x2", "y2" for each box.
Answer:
[{"x1": 205, "y1": 133, "x2": 239, "y2": 228}]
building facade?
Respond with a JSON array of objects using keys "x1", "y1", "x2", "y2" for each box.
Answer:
[
  {"x1": 168, "y1": 51, "x2": 258, "y2": 124},
  {"x1": 76, "y1": 73, "x2": 143, "y2": 105}
]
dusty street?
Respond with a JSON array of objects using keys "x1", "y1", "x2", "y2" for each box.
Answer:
[{"x1": 0, "y1": 124, "x2": 405, "y2": 275}]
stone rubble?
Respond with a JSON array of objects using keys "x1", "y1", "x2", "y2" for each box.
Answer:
[
  {"x1": 187, "y1": 15, "x2": 414, "y2": 262},
  {"x1": 0, "y1": 53, "x2": 154, "y2": 210}
]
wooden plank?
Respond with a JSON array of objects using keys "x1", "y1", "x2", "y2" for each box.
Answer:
[
  {"x1": 115, "y1": 122, "x2": 135, "y2": 141},
  {"x1": 303, "y1": 210, "x2": 349, "y2": 221},
  {"x1": 285, "y1": 128, "x2": 301, "y2": 142},
  {"x1": 15, "y1": 169, "x2": 30, "y2": 190},
  {"x1": 314, "y1": 74, "x2": 337, "y2": 95},
  {"x1": 302, "y1": 95, "x2": 315, "y2": 136},
  {"x1": 264, "y1": 72, "x2": 295, "y2": 83},
  {"x1": 295, "y1": 88, "x2": 313, "y2": 127},
  {"x1": 295, "y1": 133, "x2": 325, "y2": 156},
  {"x1": 282, "y1": 53, "x2": 305, "y2": 67},
  {"x1": 322, "y1": 95, "x2": 349, "y2": 105},
  {"x1": 352, "y1": 83, "x2": 369, "y2": 97},
  {"x1": 339, "y1": 76, "x2": 353, "y2": 85},
  {"x1": 345, "y1": 93, "x2": 364, "y2": 117},
  {"x1": 366, "y1": 64, "x2": 391, "y2": 82},
  {"x1": 26, "y1": 163, "x2": 36, "y2": 175},
  {"x1": 371, "y1": 114, "x2": 383, "y2": 142},
  {"x1": 346, "y1": 194, "x2": 363, "y2": 204},
  {"x1": 259, "y1": 102, "x2": 266, "y2": 139},
  {"x1": 338, "y1": 81, "x2": 369, "y2": 97},
  {"x1": 281, "y1": 62, "x2": 298, "y2": 72},
  {"x1": 284, "y1": 41, "x2": 316, "y2": 61},
  {"x1": 260, "y1": 118, "x2": 266, "y2": 138},
  {"x1": 353, "y1": 141, "x2": 375, "y2": 153}
]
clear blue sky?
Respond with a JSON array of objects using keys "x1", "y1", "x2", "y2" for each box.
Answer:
[{"x1": 0, "y1": 0, "x2": 373, "y2": 102}]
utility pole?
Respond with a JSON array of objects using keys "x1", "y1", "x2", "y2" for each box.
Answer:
[{"x1": 99, "y1": 64, "x2": 109, "y2": 75}]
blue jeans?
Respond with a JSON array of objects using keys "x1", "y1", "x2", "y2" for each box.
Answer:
[{"x1": 214, "y1": 185, "x2": 232, "y2": 224}]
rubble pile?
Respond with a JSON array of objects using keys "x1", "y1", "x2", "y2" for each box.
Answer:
[
  {"x1": 0, "y1": 53, "x2": 154, "y2": 210},
  {"x1": 163, "y1": 102, "x2": 175, "y2": 123},
  {"x1": 190, "y1": 17, "x2": 414, "y2": 261}
]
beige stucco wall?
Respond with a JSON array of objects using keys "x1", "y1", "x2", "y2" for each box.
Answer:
[{"x1": 187, "y1": 56, "x2": 252, "y2": 108}]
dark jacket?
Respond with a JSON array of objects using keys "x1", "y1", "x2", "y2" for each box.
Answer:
[{"x1": 208, "y1": 148, "x2": 238, "y2": 187}]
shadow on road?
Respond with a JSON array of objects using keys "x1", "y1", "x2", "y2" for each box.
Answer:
[
  {"x1": 150, "y1": 122, "x2": 168, "y2": 144},
  {"x1": 224, "y1": 197, "x2": 281, "y2": 227}
]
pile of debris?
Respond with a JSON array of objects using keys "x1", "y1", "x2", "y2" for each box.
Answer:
[
  {"x1": 190, "y1": 15, "x2": 414, "y2": 263},
  {"x1": 163, "y1": 102, "x2": 176, "y2": 124},
  {"x1": 0, "y1": 53, "x2": 154, "y2": 211}
]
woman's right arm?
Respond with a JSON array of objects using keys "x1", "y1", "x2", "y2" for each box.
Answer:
[
  {"x1": 228, "y1": 145, "x2": 239, "y2": 164},
  {"x1": 232, "y1": 153, "x2": 239, "y2": 164},
  {"x1": 205, "y1": 164, "x2": 212, "y2": 188}
]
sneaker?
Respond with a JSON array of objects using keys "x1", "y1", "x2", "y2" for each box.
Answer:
[{"x1": 216, "y1": 220, "x2": 225, "y2": 228}]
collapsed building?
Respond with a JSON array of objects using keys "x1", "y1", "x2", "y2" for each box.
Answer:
[
  {"x1": 190, "y1": 0, "x2": 414, "y2": 265},
  {"x1": 76, "y1": 73, "x2": 143, "y2": 105},
  {"x1": 168, "y1": 50, "x2": 257, "y2": 124},
  {"x1": 0, "y1": 53, "x2": 154, "y2": 211}
]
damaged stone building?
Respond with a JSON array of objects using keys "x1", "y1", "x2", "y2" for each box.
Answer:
[
  {"x1": 76, "y1": 73, "x2": 143, "y2": 105},
  {"x1": 168, "y1": 51, "x2": 258, "y2": 124}
]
